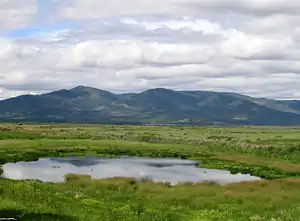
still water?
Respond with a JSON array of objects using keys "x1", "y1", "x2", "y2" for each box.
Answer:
[{"x1": 1, "y1": 156, "x2": 261, "y2": 185}]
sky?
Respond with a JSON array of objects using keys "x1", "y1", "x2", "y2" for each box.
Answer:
[{"x1": 0, "y1": 0, "x2": 300, "y2": 100}]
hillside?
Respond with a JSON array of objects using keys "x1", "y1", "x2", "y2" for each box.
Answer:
[{"x1": 1, "y1": 86, "x2": 300, "y2": 125}]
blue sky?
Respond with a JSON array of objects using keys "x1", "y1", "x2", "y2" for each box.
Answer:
[
  {"x1": 6, "y1": 21, "x2": 77, "y2": 39},
  {"x1": 3, "y1": 0, "x2": 75, "y2": 39}
]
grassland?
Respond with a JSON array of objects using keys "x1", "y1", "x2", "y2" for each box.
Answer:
[{"x1": 1, "y1": 124, "x2": 300, "y2": 220}]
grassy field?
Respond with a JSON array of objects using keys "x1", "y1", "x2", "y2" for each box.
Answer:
[{"x1": 1, "y1": 124, "x2": 300, "y2": 220}]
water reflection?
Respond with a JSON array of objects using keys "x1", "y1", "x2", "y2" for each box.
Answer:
[{"x1": 2, "y1": 156, "x2": 261, "y2": 185}]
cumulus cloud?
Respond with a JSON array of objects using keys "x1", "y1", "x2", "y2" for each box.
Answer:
[
  {"x1": 0, "y1": 0, "x2": 37, "y2": 32},
  {"x1": 176, "y1": 0, "x2": 300, "y2": 16},
  {"x1": 0, "y1": 0, "x2": 300, "y2": 100},
  {"x1": 54, "y1": 0, "x2": 300, "y2": 20}
]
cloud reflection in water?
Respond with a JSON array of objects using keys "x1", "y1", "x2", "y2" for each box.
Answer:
[{"x1": 2, "y1": 156, "x2": 261, "y2": 185}]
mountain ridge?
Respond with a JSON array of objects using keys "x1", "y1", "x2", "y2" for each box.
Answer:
[{"x1": 1, "y1": 86, "x2": 300, "y2": 126}]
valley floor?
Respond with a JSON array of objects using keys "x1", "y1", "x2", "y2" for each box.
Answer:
[{"x1": 1, "y1": 124, "x2": 300, "y2": 220}]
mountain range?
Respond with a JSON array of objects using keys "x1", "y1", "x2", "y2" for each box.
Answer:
[{"x1": 1, "y1": 86, "x2": 300, "y2": 125}]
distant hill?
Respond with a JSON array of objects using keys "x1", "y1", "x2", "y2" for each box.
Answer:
[{"x1": 1, "y1": 86, "x2": 300, "y2": 125}]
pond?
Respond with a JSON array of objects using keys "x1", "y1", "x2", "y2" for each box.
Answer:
[{"x1": 1, "y1": 156, "x2": 261, "y2": 185}]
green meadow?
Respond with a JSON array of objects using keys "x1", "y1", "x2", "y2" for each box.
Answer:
[{"x1": 1, "y1": 124, "x2": 300, "y2": 220}]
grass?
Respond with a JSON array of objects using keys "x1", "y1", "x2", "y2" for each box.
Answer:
[{"x1": 1, "y1": 124, "x2": 300, "y2": 220}]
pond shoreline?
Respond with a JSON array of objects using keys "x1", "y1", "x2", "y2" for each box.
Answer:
[
  {"x1": 2, "y1": 148, "x2": 300, "y2": 181},
  {"x1": 2, "y1": 125, "x2": 300, "y2": 220},
  {"x1": 1, "y1": 156, "x2": 262, "y2": 185}
]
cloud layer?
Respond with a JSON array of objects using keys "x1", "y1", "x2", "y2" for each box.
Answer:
[
  {"x1": 0, "y1": 0, "x2": 37, "y2": 32},
  {"x1": 0, "y1": 0, "x2": 300, "y2": 99}
]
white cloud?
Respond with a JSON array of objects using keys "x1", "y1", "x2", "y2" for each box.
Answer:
[
  {"x1": 54, "y1": 0, "x2": 300, "y2": 21},
  {"x1": 120, "y1": 18, "x2": 227, "y2": 35},
  {"x1": 54, "y1": 0, "x2": 180, "y2": 20},
  {"x1": 0, "y1": 0, "x2": 37, "y2": 31},
  {"x1": 221, "y1": 32, "x2": 298, "y2": 60},
  {"x1": 175, "y1": 0, "x2": 300, "y2": 15},
  {"x1": 0, "y1": 87, "x2": 39, "y2": 100},
  {"x1": 0, "y1": 0, "x2": 300, "y2": 100}
]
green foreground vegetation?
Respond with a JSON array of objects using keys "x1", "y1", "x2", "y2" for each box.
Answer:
[{"x1": 1, "y1": 124, "x2": 300, "y2": 220}]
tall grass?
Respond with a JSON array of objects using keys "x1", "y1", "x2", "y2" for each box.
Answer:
[
  {"x1": 1, "y1": 124, "x2": 300, "y2": 220},
  {"x1": 2, "y1": 176, "x2": 300, "y2": 220}
]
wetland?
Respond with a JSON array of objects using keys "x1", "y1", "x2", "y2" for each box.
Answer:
[{"x1": 1, "y1": 124, "x2": 300, "y2": 220}]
